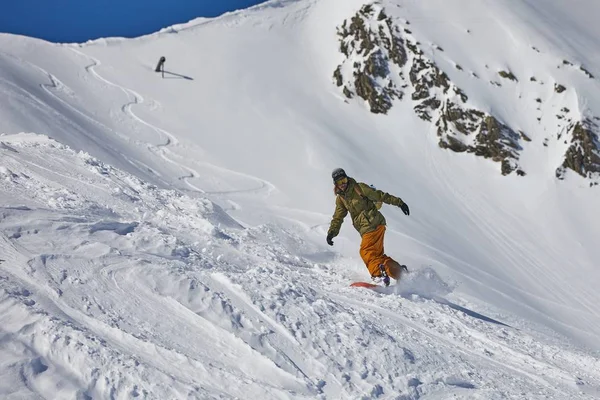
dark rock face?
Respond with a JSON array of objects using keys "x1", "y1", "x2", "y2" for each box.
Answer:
[
  {"x1": 498, "y1": 70, "x2": 518, "y2": 82},
  {"x1": 333, "y1": 4, "x2": 600, "y2": 183},
  {"x1": 438, "y1": 110, "x2": 523, "y2": 176},
  {"x1": 474, "y1": 117, "x2": 523, "y2": 176},
  {"x1": 334, "y1": 6, "x2": 405, "y2": 114},
  {"x1": 334, "y1": 4, "x2": 526, "y2": 176},
  {"x1": 556, "y1": 120, "x2": 600, "y2": 182}
]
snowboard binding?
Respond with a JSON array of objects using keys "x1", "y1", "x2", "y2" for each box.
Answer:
[{"x1": 373, "y1": 264, "x2": 390, "y2": 287}]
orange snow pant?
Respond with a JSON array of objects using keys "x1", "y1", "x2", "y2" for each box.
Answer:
[{"x1": 359, "y1": 225, "x2": 399, "y2": 278}]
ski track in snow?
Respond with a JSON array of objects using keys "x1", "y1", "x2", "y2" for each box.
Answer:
[
  {"x1": 0, "y1": 137, "x2": 312, "y2": 398},
  {"x1": 70, "y1": 48, "x2": 278, "y2": 200},
  {"x1": 3, "y1": 47, "x2": 278, "y2": 215},
  {"x1": 0, "y1": 139, "x2": 599, "y2": 398},
  {"x1": 0, "y1": 50, "x2": 181, "y2": 192},
  {"x1": 328, "y1": 290, "x2": 568, "y2": 394},
  {"x1": 69, "y1": 48, "x2": 209, "y2": 194},
  {"x1": 2, "y1": 47, "x2": 276, "y2": 200},
  {"x1": 422, "y1": 137, "x2": 600, "y2": 337},
  {"x1": 0, "y1": 51, "x2": 133, "y2": 146}
]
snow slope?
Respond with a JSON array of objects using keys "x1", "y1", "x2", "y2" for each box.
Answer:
[{"x1": 1, "y1": 0, "x2": 600, "y2": 398}]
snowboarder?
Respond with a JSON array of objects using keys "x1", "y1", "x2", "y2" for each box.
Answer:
[{"x1": 326, "y1": 168, "x2": 409, "y2": 286}]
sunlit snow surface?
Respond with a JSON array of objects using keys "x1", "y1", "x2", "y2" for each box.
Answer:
[{"x1": 1, "y1": 0, "x2": 600, "y2": 398}]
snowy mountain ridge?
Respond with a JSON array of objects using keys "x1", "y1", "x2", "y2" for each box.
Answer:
[
  {"x1": 1, "y1": 0, "x2": 600, "y2": 398},
  {"x1": 333, "y1": 2, "x2": 600, "y2": 181}
]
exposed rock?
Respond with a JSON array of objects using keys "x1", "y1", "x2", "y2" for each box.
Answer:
[
  {"x1": 334, "y1": 4, "x2": 525, "y2": 176},
  {"x1": 454, "y1": 87, "x2": 468, "y2": 103},
  {"x1": 414, "y1": 97, "x2": 440, "y2": 121},
  {"x1": 343, "y1": 86, "x2": 353, "y2": 99},
  {"x1": 354, "y1": 73, "x2": 392, "y2": 114},
  {"x1": 438, "y1": 135, "x2": 468, "y2": 152},
  {"x1": 334, "y1": 5, "x2": 405, "y2": 114},
  {"x1": 438, "y1": 101, "x2": 483, "y2": 136},
  {"x1": 556, "y1": 120, "x2": 600, "y2": 180},
  {"x1": 555, "y1": 83, "x2": 567, "y2": 93},
  {"x1": 333, "y1": 66, "x2": 343, "y2": 87},
  {"x1": 383, "y1": 25, "x2": 408, "y2": 67},
  {"x1": 474, "y1": 117, "x2": 522, "y2": 175},
  {"x1": 519, "y1": 131, "x2": 532, "y2": 142},
  {"x1": 580, "y1": 66, "x2": 595, "y2": 79},
  {"x1": 498, "y1": 70, "x2": 518, "y2": 82}
]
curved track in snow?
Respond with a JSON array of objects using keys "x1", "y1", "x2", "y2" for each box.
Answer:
[
  {"x1": 69, "y1": 48, "x2": 208, "y2": 194},
  {"x1": 70, "y1": 48, "x2": 278, "y2": 199}
]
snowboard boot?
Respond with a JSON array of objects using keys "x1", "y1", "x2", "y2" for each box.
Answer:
[
  {"x1": 371, "y1": 264, "x2": 390, "y2": 287},
  {"x1": 385, "y1": 259, "x2": 408, "y2": 281}
]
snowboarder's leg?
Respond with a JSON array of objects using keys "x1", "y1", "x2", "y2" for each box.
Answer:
[
  {"x1": 360, "y1": 225, "x2": 392, "y2": 277},
  {"x1": 359, "y1": 225, "x2": 407, "y2": 283}
]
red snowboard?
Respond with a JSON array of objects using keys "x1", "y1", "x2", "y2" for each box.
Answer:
[
  {"x1": 351, "y1": 265, "x2": 408, "y2": 289},
  {"x1": 350, "y1": 282, "x2": 380, "y2": 289}
]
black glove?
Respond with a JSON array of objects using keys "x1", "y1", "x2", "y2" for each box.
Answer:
[
  {"x1": 400, "y1": 202, "x2": 410, "y2": 216},
  {"x1": 326, "y1": 233, "x2": 335, "y2": 246}
]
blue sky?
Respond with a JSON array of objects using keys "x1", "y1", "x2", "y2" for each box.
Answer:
[{"x1": 0, "y1": 0, "x2": 267, "y2": 43}]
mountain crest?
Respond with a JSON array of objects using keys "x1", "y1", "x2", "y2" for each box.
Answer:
[
  {"x1": 333, "y1": 3, "x2": 600, "y2": 181},
  {"x1": 557, "y1": 119, "x2": 600, "y2": 185}
]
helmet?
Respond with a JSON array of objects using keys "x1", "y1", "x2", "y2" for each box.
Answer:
[{"x1": 331, "y1": 168, "x2": 347, "y2": 182}]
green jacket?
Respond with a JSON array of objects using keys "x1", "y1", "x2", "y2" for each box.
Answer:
[{"x1": 327, "y1": 177, "x2": 405, "y2": 237}]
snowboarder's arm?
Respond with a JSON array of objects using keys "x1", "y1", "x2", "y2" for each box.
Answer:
[
  {"x1": 358, "y1": 183, "x2": 405, "y2": 207},
  {"x1": 327, "y1": 196, "x2": 348, "y2": 237}
]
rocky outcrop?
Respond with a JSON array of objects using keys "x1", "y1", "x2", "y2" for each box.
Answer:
[
  {"x1": 475, "y1": 117, "x2": 523, "y2": 175},
  {"x1": 437, "y1": 109, "x2": 523, "y2": 175},
  {"x1": 554, "y1": 83, "x2": 567, "y2": 93},
  {"x1": 498, "y1": 70, "x2": 518, "y2": 82},
  {"x1": 556, "y1": 120, "x2": 600, "y2": 184},
  {"x1": 334, "y1": 5, "x2": 406, "y2": 114},
  {"x1": 334, "y1": 4, "x2": 525, "y2": 176}
]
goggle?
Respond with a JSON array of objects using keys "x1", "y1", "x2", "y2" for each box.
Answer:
[{"x1": 335, "y1": 177, "x2": 348, "y2": 186}]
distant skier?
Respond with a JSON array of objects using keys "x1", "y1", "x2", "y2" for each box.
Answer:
[
  {"x1": 326, "y1": 168, "x2": 409, "y2": 286},
  {"x1": 155, "y1": 56, "x2": 166, "y2": 78}
]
